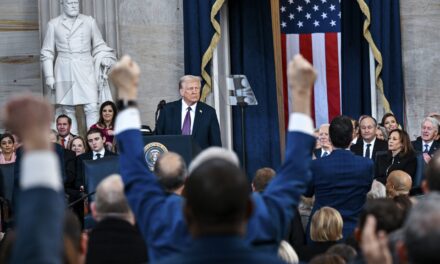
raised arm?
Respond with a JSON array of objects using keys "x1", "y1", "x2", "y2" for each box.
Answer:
[{"x1": 4, "y1": 95, "x2": 65, "y2": 264}]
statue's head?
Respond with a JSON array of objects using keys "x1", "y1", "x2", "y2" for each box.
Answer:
[{"x1": 61, "y1": 0, "x2": 79, "y2": 18}]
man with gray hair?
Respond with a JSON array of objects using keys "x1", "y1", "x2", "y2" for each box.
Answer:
[
  {"x1": 412, "y1": 116, "x2": 440, "y2": 163},
  {"x1": 154, "y1": 152, "x2": 188, "y2": 195},
  {"x1": 87, "y1": 174, "x2": 148, "y2": 263},
  {"x1": 155, "y1": 75, "x2": 222, "y2": 149}
]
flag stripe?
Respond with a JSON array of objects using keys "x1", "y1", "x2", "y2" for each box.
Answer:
[
  {"x1": 337, "y1": 32, "x2": 342, "y2": 111},
  {"x1": 285, "y1": 34, "x2": 300, "y2": 124},
  {"x1": 311, "y1": 33, "x2": 329, "y2": 126},
  {"x1": 325, "y1": 33, "x2": 341, "y2": 121},
  {"x1": 281, "y1": 34, "x2": 289, "y2": 128},
  {"x1": 299, "y1": 34, "x2": 315, "y2": 122}
]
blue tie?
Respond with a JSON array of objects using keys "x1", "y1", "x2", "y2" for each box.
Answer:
[
  {"x1": 424, "y1": 144, "x2": 430, "y2": 153},
  {"x1": 181, "y1": 107, "x2": 191, "y2": 135}
]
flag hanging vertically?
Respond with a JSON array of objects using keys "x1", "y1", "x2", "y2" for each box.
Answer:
[
  {"x1": 280, "y1": 0, "x2": 341, "y2": 127},
  {"x1": 183, "y1": 0, "x2": 225, "y2": 102}
]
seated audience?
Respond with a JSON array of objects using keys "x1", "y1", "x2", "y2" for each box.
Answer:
[
  {"x1": 313, "y1": 124, "x2": 332, "y2": 158},
  {"x1": 251, "y1": 167, "x2": 276, "y2": 192},
  {"x1": 278, "y1": 240, "x2": 299, "y2": 264},
  {"x1": 56, "y1": 114, "x2": 76, "y2": 148},
  {"x1": 110, "y1": 54, "x2": 316, "y2": 261},
  {"x1": 375, "y1": 129, "x2": 417, "y2": 184},
  {"x1": 76, "y1": 128, "x2": 117, "y2": 189},
  {"x1": 68, "y1": 136, "x2": 88, "y2": 156},
  {"x1": 380, "y1": 113, "x2": 399, "y2": 134},
  {"x1": 154, "y1": 152, "x2": 187, "y2": 195},
  {"x1": 422, "y1": 152, "x2": 440, "y2": 193},
  {"x1": 385, "y1": 170, "x2": 412, "y2": 198},
  {"x1": 90, "y1": 101, "x2": 117, "y2": 151},
  {"x1": 411, "y1": 116, "x2": 440, "y2": 164},
  {"x1": 0, "y1": 133, "x2": 16, "y2": 164},
  {"x1": 367, "y1": 180, "x2": 386, "y2": 200},
  {"x1": 350, "y1": 115, "x2": 387, "y2": 161},
  {"x1": 49, "y1": 129, "x2": 59, "y2": 143},
  {"x1": 305, "y1": 115, "x2": 373, "y2": 241},
  {"x1": 326, "y1": 244, "x2": 357, "y2": 263},
  {"x1": 298, "y1": 207, "x2": 343, "y2": 262},
  {"x1": 251, "y1": 167, "x2": 306, "y2": 251},
  {"x1": 87, "y1": 175, "x2": 148, "y2": 264},
  {"x1": 376, "y1": 125, "x2": 388, "y2": 141},
  {"x1": 4, "y1": 95, "x2": 65, "y2": 263}
]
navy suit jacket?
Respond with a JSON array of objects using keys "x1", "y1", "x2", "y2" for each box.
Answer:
[
  {"x1": 156, "y1": 236, "x2": 285, "y2": 264},
  {"x1": 155, "y1": 99, "x2": 222, "y2": 149},
  {"x1": 306, "y1": 149, "x2": 374, "y2": 240},
  {"x1": 75, "y1": 150, "x2": 117, "y2": 188},
  {"x1": 411, "y1": 137, "x2": 440, "y2": 157},
  {"x1": 350, "y1": 138, "x2": 388, "y2": 161},
  {"x1": 117, "y1": 126, "x2": 315, "y2": 261}
]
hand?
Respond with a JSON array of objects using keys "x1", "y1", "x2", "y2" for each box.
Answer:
[
  {"x1": 287, "y1": 54, "x2": 316, "y2": 115},
  {"x1": 109, "y1": 55, "x2": 140, "y2": 101},
  {"x1": 46, "y1": 77, "x2": 55, "y2": 90},
  {"x1": 2, "y1": 95, "x2": 53, "y2": 151},
  {"x1": 423, "y1": 153, "x2": 432, "y2": 164},
  {"x1": 107, "y1": 129, "x2": 114, "y2": 136},
  {"x1": 101, "y1": 57, "x2": 114, "y2": 68},
  {"x1": 361, "y1": 215, "x2": 392, "y2": 264}
]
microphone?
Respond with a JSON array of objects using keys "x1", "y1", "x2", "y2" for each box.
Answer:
[{"x1": 157, "y1": 100, "x2": 166, "y2": 110}]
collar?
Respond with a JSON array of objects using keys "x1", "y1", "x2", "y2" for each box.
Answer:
[
  {"x1": 363, "y1": 137, "x2": 376, "y2": 148},
  {"x1": 93, "y1": 148, "x2": 105, "y2": 157},
  {"x1": 182, "y1": 100, "x2": 197, "y2": 112},
  {"x1": 423, "y1": 140, "x2": 434, "y2": 149}
]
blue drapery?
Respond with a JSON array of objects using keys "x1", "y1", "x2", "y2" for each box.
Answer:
[
  {"x1": 341, "y1": 0, "x2": 404, "y2": 125},
  {"x1": 229, "y1": 0, "x2": 281, "y2": 179}
]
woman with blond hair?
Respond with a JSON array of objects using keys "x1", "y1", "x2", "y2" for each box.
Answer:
[{"x1": 298, "y1": 207, "x2": 343, "y2": 262}]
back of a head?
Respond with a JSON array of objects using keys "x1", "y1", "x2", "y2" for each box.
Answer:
[
  {"x1": 252, "y1": 167, "x2": 276, "y2": 192},
  {"x1": 329, "y1": 115, "x2": 353, "y2": 148},
  {"x1": 426, "y1": 153, "x2": 440, "y2": 192},
  {"x1": 367, "y1": 180, "x2": 386, "y2": 200},
  {"x1": 386, "y1": 170, "x2": 412, "y2": 197},
  {"x1": 184, "y1": 158, "x2": 250, "y2": 235},
  {"x1": 94, "y1": 174, "x2": 132, "y2": 220},
  {"x1": 310, "y1": 207, "x2": 343, "y2": 242},
  {"x1": 327, "y1": 244, "x2": 357, "y2": 263},
  {"x1": 404, "y1": 192, "x2": 440, "y2": 264},
  {"x1": 64, "y1": 210, "x2": 82, "y2": 264},
  {"x1": 309, "y1": 253, "x2": 345, "y2": 264},
  {"x1": 358, "y1": 198, "x2": 404, "y2": 234},
  {"x1": 278, "y1": 240, "x2": 299, "y2": 264},
  {"x1": 154, "y1": 152, "x2": 187, "y2": 192}
]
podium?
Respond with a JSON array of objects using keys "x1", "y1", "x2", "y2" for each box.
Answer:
[{"x1": 142, "y1": 135, "x2": 201, "y2": 167}]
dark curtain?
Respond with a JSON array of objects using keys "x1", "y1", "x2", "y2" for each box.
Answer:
[
  {"x1": 341, "y1": 0, "x2": 371, "y2": 120},
  {"x1": 229, "y1": 0, "x2": 281, "y2": 179}
]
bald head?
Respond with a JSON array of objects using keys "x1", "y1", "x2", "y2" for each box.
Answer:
[
  {"x1": 386, "y1": 170, "x2": 412, "y2": 198},
  {"x1": 93, "y1": 174, "x2": 132, "y2": 222},
  {"x1": 155, "y1": 152, "x2": 187, "y2": 193}
]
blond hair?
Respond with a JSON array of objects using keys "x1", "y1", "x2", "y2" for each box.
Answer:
[{"x1": 310, "y1": 207, "x2": 343, "y2": 242}]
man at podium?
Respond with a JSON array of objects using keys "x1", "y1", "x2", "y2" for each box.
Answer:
[{"x1": 155, "y1": 75, "x2": 222, "y2": 150}]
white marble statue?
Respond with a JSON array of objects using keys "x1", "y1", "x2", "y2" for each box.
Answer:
[{"x1": 41, "y1": 0, "x2": 116, "y2": 134}]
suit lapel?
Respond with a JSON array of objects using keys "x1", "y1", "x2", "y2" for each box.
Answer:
[
  {"x1": 175, "y1": 100, "x2": 183, "y2": 134},
  {"x1": 192, "y1": 103, "x2": 203, "y2": 138},
  {"x1": 70, "y1": 15, "x2": 84, "y2": 35}
]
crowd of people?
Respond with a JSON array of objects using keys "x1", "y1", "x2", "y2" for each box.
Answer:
[{"x1": 0, "y1": 55, "x2": 440, "y2": 264}]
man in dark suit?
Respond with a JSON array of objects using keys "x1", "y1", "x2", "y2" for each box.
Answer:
[
  {"x1": 412, "y1": 116, "x2": 440, "y2": 164},
  {"x1": 56, "y1": 114, "x2": 77, "y2": 148},
  {"x1": 75, "y1": 128, "x2": 116, "y2": 189},
  {"x1": 87, "y1": 175, "x2": 148, "y2": 263},
  {"x1": 350, "y1": 115, "x2": 388, "y2": 161},
  {"x1": 305, "y1": 115, "x2": 374, "y2": 241},
  {"x1": 110, "y1": 54, "x2": 316, "y2": 262},
  {"x1": 313, "y1": 124, "x2": 332, "y2": 158},
  {"x1": 155, "y1": 75, "x2": 222, "y2": 149}
]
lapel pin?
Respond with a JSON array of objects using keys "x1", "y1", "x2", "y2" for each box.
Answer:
[{"x1": 199, "y1": 109, "x2": 203, "y2": 114}]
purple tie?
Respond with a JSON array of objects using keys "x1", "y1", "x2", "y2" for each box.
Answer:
[{"x1": 182, "y1": 107, "x2": 191, "y2": 135}]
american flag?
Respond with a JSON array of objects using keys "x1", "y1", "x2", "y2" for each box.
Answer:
[{"x1": 280, "y1": 0, "x2": 341, "y2": 127}]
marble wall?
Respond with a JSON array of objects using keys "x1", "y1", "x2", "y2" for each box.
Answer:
[
  {"x1": 0, "y1": 0, "x2": 41, "y2": 111},
  {"x1": 401, "y1": 1, "x2": 440, "y2": 138},
  {"x1": 118, "y1": 0, "x2": 185, "y2": 129}
]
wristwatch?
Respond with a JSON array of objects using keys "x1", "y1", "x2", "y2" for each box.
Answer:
[{"x1": 117, "y1": 99, "x2": 137, "y2": 110}]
